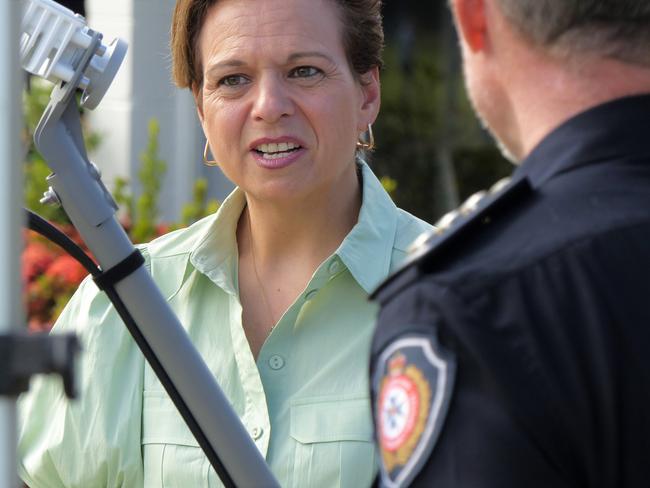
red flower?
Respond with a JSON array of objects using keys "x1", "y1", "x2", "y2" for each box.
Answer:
[
  {"x1": 26, "y1": 280, "x2": 49, "y2": 311},
  {"x1": 22, "y1": 241, "x2": 56, "y2": 282},
  {"x1": 156, "y1": 223, "x2": 170, "y2": 236},
  {"x1": 28, "y1": 317, "x2": 52, "y2": 333},
  {"x1": 45, "y1": 255, "x2": 88, "y2": 287}
]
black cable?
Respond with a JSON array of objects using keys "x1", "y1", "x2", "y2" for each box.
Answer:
[
  {"x1": 24, "y1": 209, "x2": 236, "y2": 488},
  {"x1": 99, "y1": 287, "x2": 236, "y2": 488},
  {"x1": 26, "y1": 210, "x2": 100, "y2": 277}
]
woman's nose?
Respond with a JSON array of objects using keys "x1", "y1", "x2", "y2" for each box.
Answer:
[{"x1": 251, "y1": 75, "x2": 295, "y2": 123}]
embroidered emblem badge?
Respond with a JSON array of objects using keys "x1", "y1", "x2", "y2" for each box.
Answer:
[{"x1": 374, "y1": 334, "x2": 455, "y2": 488}]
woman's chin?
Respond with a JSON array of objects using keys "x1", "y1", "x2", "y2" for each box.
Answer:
[{"x1": 244, "y1": 179, "x2": 312, "y2": 205}]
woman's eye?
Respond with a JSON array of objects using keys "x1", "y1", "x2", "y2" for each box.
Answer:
[
  {"x1": 289, "y1": 66, "x2": 322, "y2": 79},
  {"x1": 218, "y1": 75, "x2": 249, "y2": 87}
]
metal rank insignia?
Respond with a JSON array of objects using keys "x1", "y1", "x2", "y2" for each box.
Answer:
[
  {"x1": 403, "y1": 177, "x2": 514, "y2": 263},
  {"x1": 374, "y1": 335, "x2": 456, "y2": 487}
]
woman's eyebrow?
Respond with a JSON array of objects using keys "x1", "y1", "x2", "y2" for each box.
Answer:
[
  {"x1": 205, "y1": 52, "x2": 335, "y2": 78},
  {"x1": 287, "y1": 51, "x2": 335, "y2": 64},
  {"x1": 205, "y1": 59, "x2": 246, "y2": 78}
]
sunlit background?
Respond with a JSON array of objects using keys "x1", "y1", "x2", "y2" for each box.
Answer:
[
  {"x1": 39, "y1": 0, "x2": 510, "y2": 221},
  {"x1": 22, "y1": 0, "x2": 512, "y2": 329}
]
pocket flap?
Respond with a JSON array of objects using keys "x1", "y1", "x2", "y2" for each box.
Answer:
[
  {"x1": 142, "y1": 390, "x2": 199, "y2": 447},
  {"x1": 290, "y1": 396, "x2": 373, "y2": 444}
]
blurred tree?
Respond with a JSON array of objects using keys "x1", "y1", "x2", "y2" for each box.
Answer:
[
  {"x1": 131, "y1": 119, "x2": 167, "y2": 243},
  {"x1": 374, "y1": 1, "x2": 511, "y2": 224}
]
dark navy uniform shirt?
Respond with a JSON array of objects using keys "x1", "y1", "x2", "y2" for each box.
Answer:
[{"x1": 370, "y1": 95, "x2": 650, "y2": 488}]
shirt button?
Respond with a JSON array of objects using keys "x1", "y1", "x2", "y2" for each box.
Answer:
[
  {"x1": 251, "y1": 426, "x2": 264, "y2": 440},
  {"x1": 268, "y1": 355, "x2": 285, "y2": 370},
  {"x1": 328, "y1": 259, "x2": 341, "y2": 275},
  {"x1": 305, "y1": 289, "x2": 318, "y2": 301}
]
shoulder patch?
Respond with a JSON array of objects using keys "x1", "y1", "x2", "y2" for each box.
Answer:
[
  {"x1": 373, "y1": 334, "x2": 456, "y2": 488},
  {"x1": 371, "y1": 176, "x2": 533, "y2": 301}
]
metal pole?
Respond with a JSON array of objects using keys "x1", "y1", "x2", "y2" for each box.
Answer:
[
  {"x1": 0, "y1": 0, "x2": 24, "y2": 485},
  {"x1": 35, "y1": 97, "x2": 279, "y2": 486},
  {"x1": 17, "y1": 2, "x2": 278, "y2": 483},
  {"x1": 19, "y1": 3, "x2": 277, "y2": 482}
]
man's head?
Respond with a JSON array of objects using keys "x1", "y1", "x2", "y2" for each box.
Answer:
[
  {"x1": 497, "y1": 1, "x2": 650, "y2": 67},
  {"x1": 450, "y1": 0, "x2": 650, "y2": 162}
]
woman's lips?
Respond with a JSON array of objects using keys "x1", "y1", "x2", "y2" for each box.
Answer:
[{"x1": 251, "y1": 146, "x2": 306, "y2": 169}]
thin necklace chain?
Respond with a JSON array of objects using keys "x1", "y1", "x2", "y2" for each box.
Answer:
[{"x1": 247, "y1": 211, "x2": 276, "y2": 330}]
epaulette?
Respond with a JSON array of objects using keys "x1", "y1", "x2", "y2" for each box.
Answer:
[{"x1": 371, "y1": 175, "x2": 533, "y2": 301}]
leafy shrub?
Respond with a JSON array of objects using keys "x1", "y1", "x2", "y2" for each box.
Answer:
[
  {"x1": 23, "y1": 225, "x2": 89, "y2": 331},
  {"x1": 22, "y1": 82, "x2": 219, "y2": 330},
  {"x1": 373, "y1": 39, "x2": 511, "y2": 223}
]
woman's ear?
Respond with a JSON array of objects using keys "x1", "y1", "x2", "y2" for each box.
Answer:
[
  {"x1": 452, "y1": 0, "x2": 488, "y2": 53},
  {"x1": 358, "y1": 67, "x2": 381, "y2": 130}
]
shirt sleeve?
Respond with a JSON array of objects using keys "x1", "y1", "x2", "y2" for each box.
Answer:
[{"x1": 17, "y1": 275, "x2": 145, "y2": 487}]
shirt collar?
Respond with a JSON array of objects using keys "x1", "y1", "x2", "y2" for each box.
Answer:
[
  {"x1": 189, "y1": 188, "x2": 246, "y2": 295},
  {"x1": 514, "y1": 94, "x2": 650, "y2": 187},
  {"x1": 188, "y1": 160, "x2": 399, "y2": 296},
  {"x1": 335, "y1": 160, "x2": 399, "y2": 294}
]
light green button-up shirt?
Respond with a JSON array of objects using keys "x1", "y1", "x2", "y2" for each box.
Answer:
[{"x1": 18, "y1": 161, "x2": 430, "y2": 488}]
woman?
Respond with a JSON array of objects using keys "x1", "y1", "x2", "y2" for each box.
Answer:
[{"x1": 18, "y1": 0, "x2": 431, "y2": 486}]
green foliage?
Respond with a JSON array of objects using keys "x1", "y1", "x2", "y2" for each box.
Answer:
[
  {"x1": 112, "y1": 176, "x2": 134, "y2": 223},
  {"x1": 380, "y1": 175, "x2": 398, "y2": 199},
  {"x1": 24, "y1": 153, "x2": 61, "y2": 221},
  {"x1": 24, "y1": 80, "x2": 220, "y2": 238},
  {"x1": 23, "y1": 79, "x2": 54, "y2": 129},
  {"x1": 114, "y1": 118, "x2": 221, "y2": 242},
  {"x1": 130, "y1": 119, "x2": 167, "y2": 242},
  {"x1": 22, "y1": 79, "x2": 222, "y2": 327},
  {"x1": 372, "y1": 38, "x2": 511, "y2": 223},
  {"x1": 23, "y1": 79, "x2": 102, "y2": 224},
  {"x1": 178, "y1": 178, "x2": 221, "y2": 228}
]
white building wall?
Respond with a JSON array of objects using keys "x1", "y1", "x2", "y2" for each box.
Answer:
[{"x1": 85, "y1": 0, "x2": 233, "y2": 221}]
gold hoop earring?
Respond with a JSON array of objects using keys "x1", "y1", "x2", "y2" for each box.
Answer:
[
  {"x1": 356, "y1": 124, "x2": 375, "y2": 151},
  {"x1": 203, "y1": 140, "x2": 219, "y2": 166}
]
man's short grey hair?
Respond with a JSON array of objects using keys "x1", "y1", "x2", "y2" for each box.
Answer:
[{"x1": 496, "y1": 0, "x2": 650, "y2": 66}]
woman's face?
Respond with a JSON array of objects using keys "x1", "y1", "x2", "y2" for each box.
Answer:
[{"x1": 194, "y1": 0, "x2": 380, "y2": 204}]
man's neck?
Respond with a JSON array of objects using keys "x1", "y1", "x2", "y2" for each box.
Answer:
[{"x1": 510, "y1": 54, "x2": 650, "y2": 160}]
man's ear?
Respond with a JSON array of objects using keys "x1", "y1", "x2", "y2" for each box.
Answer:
[
  {"x1": 358, "y1": 67, "x2": 381, "y2": 131},
  {"x1": 192, "y1": 83, "x2": 205, "y2": 125},
  {"x1": 452, "y1": 0, "x2": 488, "y2": 53}
]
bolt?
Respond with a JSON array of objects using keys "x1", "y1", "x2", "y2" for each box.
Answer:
[{"x1": 40, "y1": 187, "x2": 61, "y2": 207}]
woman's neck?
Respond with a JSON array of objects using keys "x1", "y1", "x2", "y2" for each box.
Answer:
[
  {"x1": 240, "y1": 165, "x2": 362, "y2": 270},
  {"x1": 235, "y1": 163, "x2": 361, "y2": 358}
]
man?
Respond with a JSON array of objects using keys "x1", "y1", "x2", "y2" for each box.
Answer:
[{"x1": 369, "y1": 1, "x2": 650, "y2": 487}]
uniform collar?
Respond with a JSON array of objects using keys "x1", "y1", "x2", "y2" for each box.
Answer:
[
  {"x1": 514, "y1": 94, "x2": 650, "y2": 187},
  {"x1": 188, "y1": 160, "x2": 398, "y2": 296}
]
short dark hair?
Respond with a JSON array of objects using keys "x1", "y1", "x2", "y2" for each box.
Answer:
[
  {"x1": 496, "y1": 0, "x2": 650, "y2": 66},
  {"x1": 171, "y1": 0, "x2": 384, "y2": 90}
]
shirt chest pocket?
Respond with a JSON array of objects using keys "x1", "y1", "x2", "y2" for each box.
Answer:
[
  {"x1": 289, "y1": 397, "x2": 377, "y2": 488},
  {"x1": 142, "y1": 390, "x2": 215, "y2": 488}
]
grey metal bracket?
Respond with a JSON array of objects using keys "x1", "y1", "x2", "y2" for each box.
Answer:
[{"x1": 0, "y1": 332, "x2": 78, "y2": 398}]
